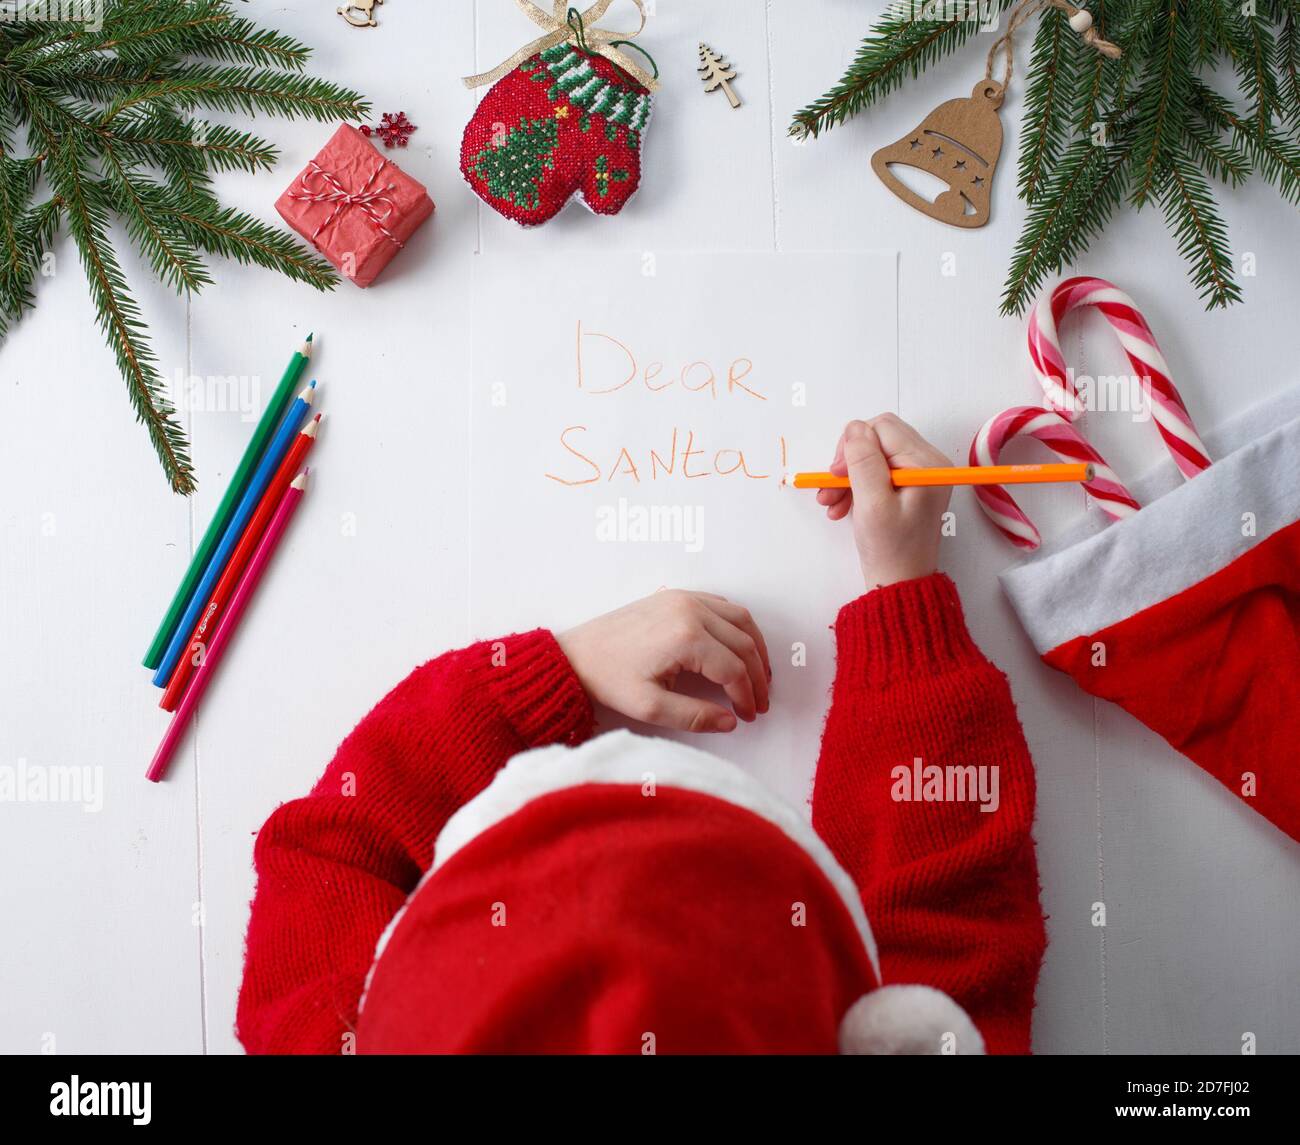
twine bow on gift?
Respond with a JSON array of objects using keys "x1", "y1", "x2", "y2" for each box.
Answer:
[
  {"x1": 464, "y1": 0, "x2": 660, "y2": 93},
  {"x1": 288, "y1": 156, "x2": 403, "y2": 249}
]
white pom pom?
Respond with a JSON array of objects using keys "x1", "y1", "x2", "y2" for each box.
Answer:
[
  {"x1": 1068, "y1": 8, "x2": 1094, "y2": 33},
  {"x1": 839, "y1": 986, "x2": 986, "y2": 1055}
]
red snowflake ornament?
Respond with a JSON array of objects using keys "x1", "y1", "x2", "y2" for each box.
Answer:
[{"x1": 361, "y1": 111, "x2": 418, "y2": 149}]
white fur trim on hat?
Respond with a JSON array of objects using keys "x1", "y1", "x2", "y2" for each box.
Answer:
[
  {"x1": 839, "y1": 986, "x2": 986, "y2": 1055},
  {"x1": 432, "y1": 729, "x2": 881, "y2": 980}
]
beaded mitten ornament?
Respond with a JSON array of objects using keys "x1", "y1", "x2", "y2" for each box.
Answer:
[{"x1": 461, "y1": 1, "x2": 659, "y2": 227}]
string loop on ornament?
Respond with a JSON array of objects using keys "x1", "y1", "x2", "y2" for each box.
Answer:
[
  {"x1": 609, "y1": 38, "x2": 659, "y2": 81},
  {"x1": 985, "y1": 0, "x2": 1122, "y2": 90},
  {"x1": 566, "y1": 4, "x2": 660, "y2": 89},
  {"x1": 566, "y1": 7, "x2": 590, "y2": 51},
  {"x1": 463, "y1": 0, "x2": 660, "y2": 92}
]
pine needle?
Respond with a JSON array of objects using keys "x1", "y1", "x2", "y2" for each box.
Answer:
[
  {"x1": 1127, "y1": 3, "x2": 1190, "y2": 207},
  {"x1": 1156, "y1": 152, "x2": 1243, "y2": 307},
  {"x1": 1018, "y1": 8, "x2": 1080, "y2": 203},
  {"x1": 1277, "y1": 9, "x2": 1300, "y2": 127}
]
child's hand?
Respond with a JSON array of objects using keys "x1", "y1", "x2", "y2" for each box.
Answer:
[
  {"x1": 818, "y1": 415, "x2": 954, "y2": 590},
  {"x1": 556, "y1": 590, "x2": 771, "y2": 733}
]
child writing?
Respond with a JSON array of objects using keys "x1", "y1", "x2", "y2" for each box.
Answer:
[{"x1": 237, "y1": 415, "x2": 1047, "y2": 1054}]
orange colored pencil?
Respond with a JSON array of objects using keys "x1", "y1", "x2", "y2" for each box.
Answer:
[
  {"x1": 159, "y1": 415, "x2": 320, "y2": 712},
  {"x1": 785, "y1": 463, "x2": 1093, "y2": 490}
]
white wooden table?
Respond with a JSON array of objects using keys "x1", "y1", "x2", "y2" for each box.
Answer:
[{"x1": 2, "y1": 1, "x2": 1297, "y2": 1055}]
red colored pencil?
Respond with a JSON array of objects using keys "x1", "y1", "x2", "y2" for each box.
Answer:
[
  {"x1": 159, "y1": 415, "x2": 320, "y2": 711},
  {"x1": 147, "y1": 471, "x2": 310, "y2": 782}
]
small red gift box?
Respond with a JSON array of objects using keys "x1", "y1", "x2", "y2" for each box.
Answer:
[{"x1": 276, "y1": 124, "x2": 434, "y2": 288}]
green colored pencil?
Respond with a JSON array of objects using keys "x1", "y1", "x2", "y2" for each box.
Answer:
[{"x1": 142, "y1": 334, "x2": 314, "y2": 669}]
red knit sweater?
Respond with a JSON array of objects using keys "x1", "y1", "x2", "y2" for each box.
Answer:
[{"x1": 237, "y1": 574, "x2": 1045, "y2": 1054}]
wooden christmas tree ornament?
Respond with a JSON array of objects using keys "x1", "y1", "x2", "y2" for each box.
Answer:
[
  {"x1": 870, "y1": 0, "x2": 1120, "y2": 229},
  {"x1": 698, "y1": 42, "x2": 740, "y2": 108},
  {"x1": 872, "y1": 80, "x2": 1004, "y2": 228}
]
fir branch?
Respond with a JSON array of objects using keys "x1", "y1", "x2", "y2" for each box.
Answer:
[
  {"x1": 0, "y1": 156, "x2": 41, "y2": 335},
  {"x1": 1188, "y1": 0, "x2": 1233, "y2": 67},
  {"x1": 14, "y1": 0, "x2": 234, "y2": 69},
  {"x1": 1192, "y1": 75, "x2": 1300, "y2": 201},
  {"x1": 1224, "y1": 6, "x2": 1280, "y2": 137},
  {"x1": 14, "y1": 2, "x2": 309, "y2": 73},
  {"x1": 1182, "y1": 117, "x2": 1250, "y2": 186},
  {"x1": 788, "y1": 0, "x2": 1300, "y2": 316},
  {"x1": 1075, "y1": 0, "x2": 1115, "y2": 135},
  {"x1": 1002, "y1": 122, "x2": 1134, "y2": 315},
  {"x1": 1187, "y1": 74, "x2": 1242, "y2": 129},
  {"x1": 1106, "y1": 0, "x2": 1164, "y2": 108},
  {"x1": 1, "y1": 0, "x2": 366, "y2": 492},
  {"x1": 100, "y1": 64, "x2": 369, "y2": 124},
  {"x1": 33, "y1": 58, "x2": 169, "y2": 102},
  {"x1": 165, "y1": 195, "x2": 337, "y2": 291},
  {"x1": 47, "y1": 133, "x2": 195, "y2": 494},
  {"x1": 21, "y1": 197, "x2": 64, "y2": 274},
  {"x1": 1018, "y1": 8, "x2": 1080, "y2": 202},
  {"x1": 109, "y1": 109, "x2": 279, "y2": 175},
  {"x1": 788, "y1": 4, "x2": 1015, "y2": 139},
  {"x1": 159, "y1": 148, "x2": 214, "y2": 200},
  {"x1": 190, "y1": 14, "x2": 311, "y2": 73},
  {"x1": 0, "y1": 193, "x2": 66, "y2": 342},
  {"x1": 18, "y1": 198, "x2": 64, "y2": 319},
  {"x1": 1274, "y1": 9, "x2": 1300, "y2": 128},
  {"x1": 1155, "y1": 152, "x2": 1242, "y2": 307},
  {"x1": 1228, "y1": 117, "x2": 1300, "y2": 202},
  {"x1": 100, "y1": 143, "x2": 211, "y2": 294},
  {"x1": 1128, "y1": 3, "x2": 1192, "y2": 207}
]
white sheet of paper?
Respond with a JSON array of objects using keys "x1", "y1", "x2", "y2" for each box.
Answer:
[{"x1": 470, "y1": 250, "x2": 898, "y2": 806}]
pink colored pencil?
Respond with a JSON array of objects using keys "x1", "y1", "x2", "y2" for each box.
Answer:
[{"x1": 146, "y1": 471, "x2": 310, "y2": 783}]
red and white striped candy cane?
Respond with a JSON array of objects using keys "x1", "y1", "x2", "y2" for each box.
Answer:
[
  {"x1": 969, "y1": 405, "x2": 1140, "y2": 551},
  {"x1": 1027, "y1": 275, "x2": 1211, "y2": 477}
]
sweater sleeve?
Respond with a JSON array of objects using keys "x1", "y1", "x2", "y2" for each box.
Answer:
[
  {"x1": 236, "y1": 629, "x2": 594, "y2": 1055},
  {"x1": 811, "y1": 574, "x2": 1046, "y2": 1054}
]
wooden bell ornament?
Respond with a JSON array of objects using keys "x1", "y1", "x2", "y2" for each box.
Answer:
[
  {"x1": 871, "y1": 80, "x2": 1004, "y2": 229},
  {"x1": 869, "y1": 1, "x2": 1122, "y2": 229}
]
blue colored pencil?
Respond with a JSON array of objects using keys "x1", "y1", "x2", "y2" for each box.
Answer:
[{"x1": 151, "y1": 381, "x2": 317, "y2": 686}]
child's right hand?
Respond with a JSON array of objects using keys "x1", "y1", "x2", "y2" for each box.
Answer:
[
  {"x1": 556, "y1": 590, "x2": 771, "y2": 734},
  {"x1": 817, "y1": 414, "x2": 954, "y2": 591}
]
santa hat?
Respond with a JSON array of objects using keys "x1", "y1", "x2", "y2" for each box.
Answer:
[
  {"x1": 356, "y1": 730, "x2": 984, "y2": 1055},
  {"x1": 971, "y1": 277, "x2": 1300, "y2": 845},
  {"x1": 1000, "y1": 383, "x2": 1300, "y2": 843}
]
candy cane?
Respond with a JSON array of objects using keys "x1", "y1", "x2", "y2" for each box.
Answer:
[
  {"x1": 1027, "y1": 276, "x2": 1211, "y2": 478},
  {"x1": 969, "y1": 405, "x2": 1140, "y2": 551}
]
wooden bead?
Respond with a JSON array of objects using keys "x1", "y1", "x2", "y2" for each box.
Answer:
[{"x1": 1068, "y1": 9, "x2": 1094, "y2": 33}]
